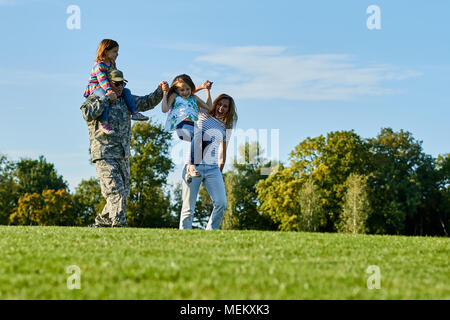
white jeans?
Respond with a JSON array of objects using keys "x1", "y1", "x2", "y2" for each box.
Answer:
[{"x1": 179, "y1": 164, "x2": 227, "y2": 230}]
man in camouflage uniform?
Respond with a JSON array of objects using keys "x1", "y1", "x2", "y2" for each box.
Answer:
[{"x1": 80, "y1": 70, "x2": 168, "y2": 227}]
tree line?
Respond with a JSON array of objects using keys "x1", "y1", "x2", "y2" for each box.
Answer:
[
  {"x1": 0, "y1": 123, "x2": 448, "y2": 236},
  {"x1": 0, "y1": 120, "x2": 177, "y2": 228},
  {"x1": 221, "y1": 129, "x2": 449, "y2": 236}
]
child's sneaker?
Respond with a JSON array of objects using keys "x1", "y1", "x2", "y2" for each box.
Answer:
[
  {"x1": 100, "y1": 123, "x2": 115, "y2": 134},
  {"x1": 185, "y1": 164, "x2": 201, "y2": 184},
  {"x1": 131, "y1": 112, "x2": 149, "y2": 121}
]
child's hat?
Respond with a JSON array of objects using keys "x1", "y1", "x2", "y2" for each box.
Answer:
[{"x1": 108, "y1": 70, "x2": 128, "y2": 83}]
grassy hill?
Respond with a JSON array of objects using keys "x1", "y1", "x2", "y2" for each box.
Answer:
[{"x1": 0, "y1": 226, "x2": 448, "y2": 299}]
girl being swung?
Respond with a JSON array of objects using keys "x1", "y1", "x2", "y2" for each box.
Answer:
[{"x1": 162, "y1": 74, "x2": 213, "y2": 182}]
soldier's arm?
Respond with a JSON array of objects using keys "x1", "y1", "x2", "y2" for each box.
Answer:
[
  {"x1": 134, "y1": 85, "x2": 164, "y2": 112},
  {"x1": 80, "y1": 95, "x2": 109, "y2": 122}
]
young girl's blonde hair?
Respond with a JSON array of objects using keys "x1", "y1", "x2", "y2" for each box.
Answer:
[
  {"x1": 95, "y1": 39, "x2": 119, "y2": 62},
  {"x1": 167, "y1": 74, "x2": 196, "y2": 98}
]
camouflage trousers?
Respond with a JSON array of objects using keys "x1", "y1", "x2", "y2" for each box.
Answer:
[{"x1": 94, "y1": 158, "x2": 130, "y2": 227}]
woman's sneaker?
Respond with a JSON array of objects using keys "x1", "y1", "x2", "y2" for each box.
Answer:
[
  {"x1": 100, "y1": 123, "x2": 115, "y2": 134},
  {"x1": 131, "y1": 112, "x2": 149, "y2": 121}
]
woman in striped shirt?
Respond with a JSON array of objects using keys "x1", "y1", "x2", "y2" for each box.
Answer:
[{"x1": 179, "y1": 88, "x2": 238, "y2": 230}]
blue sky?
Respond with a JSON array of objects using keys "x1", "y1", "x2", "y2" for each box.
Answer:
[{"x1": 0, "y1": 0, "x2": 449, "y2": 192}]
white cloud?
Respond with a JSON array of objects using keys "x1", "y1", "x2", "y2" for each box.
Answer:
[{"x1": 187, "y1": 46, "x2": 421, "y2": 101}]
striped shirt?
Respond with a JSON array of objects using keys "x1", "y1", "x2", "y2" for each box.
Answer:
[
  {"x1": 185, "y1": 108, "x2": 231, "y2": 165},
  {"x1": 83, "y1": 61, "x2": 117, "y2": 97}
]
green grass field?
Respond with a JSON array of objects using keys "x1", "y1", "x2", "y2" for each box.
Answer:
[{"x1": 0, "y1": 226, "x2": 448, "y2": 299}]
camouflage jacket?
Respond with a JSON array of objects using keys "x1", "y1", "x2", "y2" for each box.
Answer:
[{"x1": 80, "y1": 86, "x2": 163, "y2": 162}]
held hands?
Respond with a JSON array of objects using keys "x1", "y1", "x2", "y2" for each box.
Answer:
[
  {"x1": 160, "y1": 81, "x2": 171, "y2": 113},
  {"x1": 201, "y1": 80, "x2": 213, "y2": 111},
  {"x1": 200, "y1": 80, "x2": 213, "y2": 90},
  {"x1": 160, "y1": 81, "x2": 169, "y2": 94}
]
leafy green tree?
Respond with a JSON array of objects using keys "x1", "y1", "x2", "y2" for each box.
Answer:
[
  {"x1": 298, "y1": 177, "x2": 324, "y2": 232},
  {"x1": 72, "y1": 178, "x2": 105, "y2": 226},
  {"x1": 1, "y1": 155, "x2": 68, "y2": 225},
  {"x1": 9, "y1": 189, "x2": 76, "y2": 226},
  {"x1": 222, "y1": 142, "x2": 278, "y2": 230},
  {"x1": 409, "y1": 154, "x2": 446, "y2": 236},
  {"x1": 257, "y1": 131, "x2": 370, "y2": 232},
  {"x1": 434, "y1": 153, "x2": 449, "y2": 236},
  {"x1": 338, "y1": 173, "x2": 370, "y2": 234},
  {"x1": 256, "y1": 164, "x2": 299, "y2": 231},
  {"x1": 436, "y1": 154, "x2": 449, "y2": 188},
  {"x1": 0, "y1": 155, "x2": 18, "y2": 225},
  {"x1": 297, "y1": 131, "x2": 370, "y2": 231},
  {"x1": 14, "y1": 155, "x2": 68, "y2": 194},
  {"x1": 367, "y1": 128, "x2": 427, "y2": 234},
  {"x1": 127, "y1": 120, "x2": 176, "y2": 228},
  {"x1": 9, "y1": 192, "x2": 42, "y2": 225},
  {"x1": 128, "y1": 186, "x2": 175, "y2": 228}
]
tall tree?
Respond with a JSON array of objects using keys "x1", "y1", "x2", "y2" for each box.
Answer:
[
  {"x1": 1, "y1": 155, "x2": 67, "y2": 225},
  {"x1": 338, "y1": 173, "x2": 370, "y2": 234},
  {"x1": 367, "y1": 128, "x2": 426, "y2": 234},
  {"x1": 14, "y1": 155, "x2": 68, "y2": 195},
  {"x1": 0, "y1": 155, "x2": 17, "y2": 225},
  {"x1": 257, "y1": 131, "x2": 370, "y2": 232},
  {"x1": 298, "y1": 177, "x2": 324, "y2": 232},
  {"x1": 9, "y1": 189, "x2": 76, "y2": 226},
  {"x1": 222, "y1": 142, "x2": 278, "y2": 230},
  {"x1": 435, "y1": 153, "x2": 449, "y2": 236},
  {"x1": 256, "y1": 164, "x2": 300, "y2": 231},
  {"x1": 127, "y1": 120, "x2": 176, "y2": 228},
  {"x1": 72, "y1": 178, "x2": 105, "y2": 226}
]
